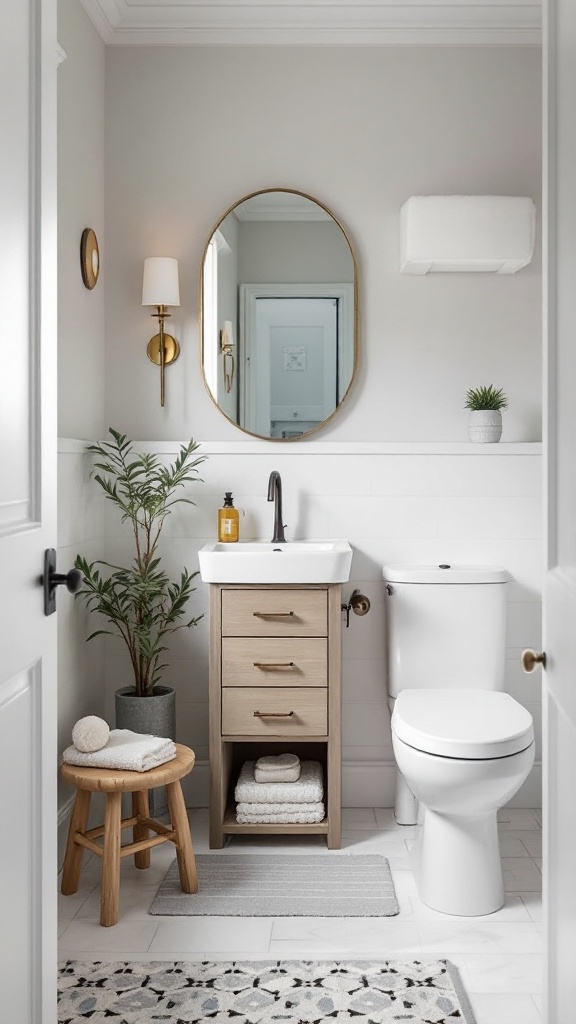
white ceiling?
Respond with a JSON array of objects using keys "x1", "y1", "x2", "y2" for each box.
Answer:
[{"x1": 78, "y1": 0, "x2": 542, "y2": 47}]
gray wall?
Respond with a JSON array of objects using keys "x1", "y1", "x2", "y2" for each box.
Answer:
[
  {"x1": 104, "y1": 45, "x2": 541, "y2": 442},
  {"x1": 55, "y1": 31, "x2": 542, "y2": 810}
]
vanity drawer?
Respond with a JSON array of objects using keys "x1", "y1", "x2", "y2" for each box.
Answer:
[
  {"x1": 222, "y1": 686, "x2": 328, "y2": 737},
  {"x1": 222, "y1": 637, "x2": 327, "y2": 687},
  {"x1": 221, "y1": 588, "x2": 327, "y2": 637}
]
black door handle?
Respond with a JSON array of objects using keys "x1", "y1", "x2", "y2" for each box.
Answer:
[{"x1": 43, "y1": 548, "x2": 82, "y2": 616}]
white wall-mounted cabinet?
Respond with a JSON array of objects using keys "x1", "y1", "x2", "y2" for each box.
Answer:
[{"x1": 400, "y1": 195, "x2": 536, "y2": 274}]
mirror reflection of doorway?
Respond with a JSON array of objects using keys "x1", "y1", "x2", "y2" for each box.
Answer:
[{"x1": 240, "y1": 284, "x2": 354, "y2": 437}]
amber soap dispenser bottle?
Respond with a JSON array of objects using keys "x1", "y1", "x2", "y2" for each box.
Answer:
[{"x1": 218, "y1": 492, "x2": 239, "y2": 543}]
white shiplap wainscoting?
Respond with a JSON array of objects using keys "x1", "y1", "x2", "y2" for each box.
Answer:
[{"x1": 59, "y1": 438, "x2": 543, "y2": 814}]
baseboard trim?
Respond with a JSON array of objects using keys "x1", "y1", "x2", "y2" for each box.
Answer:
[
  {"x1": 57, "y1": 794, "x2": 76, "y2": 868},
  {"x1": 57, "y1": 759, "x2": 541, "y2": 846},
  {"x1": 182, "y1": 759, "x2": 542, "y2": 810},
  {"x1": 342, "y1": 760, "x2": 397, "y2": 808},
  {"x1": 58, "y1": 793, "x2": 76, "y2": 829},
  {"x1": 181, "y1": 760, "x2": 210, "y2": 807}
]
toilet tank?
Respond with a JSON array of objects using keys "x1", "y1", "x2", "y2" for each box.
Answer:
[{"x1": 383, "y1": 564, "x2": 509, "y2": 697}]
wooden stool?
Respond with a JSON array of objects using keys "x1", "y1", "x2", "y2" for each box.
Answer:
[{"x1": 60, "y1": 743, "x2": 197, "y2": 926}]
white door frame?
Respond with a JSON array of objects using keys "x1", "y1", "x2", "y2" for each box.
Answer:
[
  {"x1": 543, "y1": 0, "x2": 576, "y2": 1018},
  {"x1": 0, "y1": 0, "x2": 58, "y2": 1020},
  {"x1": 239, "y1": 282, "x2": 355, "y2": 431}
]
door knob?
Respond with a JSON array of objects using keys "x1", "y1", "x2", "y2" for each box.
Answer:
[
  {"x1": 521, "y1": 649, "x2": 546, "y2": 673},
  {"x1": 43, "y1": 548, "x2": 82, "y2": 616}
]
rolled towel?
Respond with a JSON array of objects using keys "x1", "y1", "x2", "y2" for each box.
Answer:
[
  {"x1": 72, "y1": 715, "x2": 110, "y2": 753},
  {"x1": 236, "y1": 803, "x2": 325, "y2": 825},
  {"x1": 235, "y1": 760, "x2": 323, "y2": 804},
  {"x1": 62, "y1": 729, "x2": 177, "y2": 772},
  {"x1": 255, "y1": 753, "x2": 300, "y2": 771},
  {"x1": 255, "y1": 752, "x2": 300, "y2": 783}
]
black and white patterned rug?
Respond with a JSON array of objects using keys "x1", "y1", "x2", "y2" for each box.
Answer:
[{"x1": 57, "y1": 959, "x2": 477, "y2": 1023}]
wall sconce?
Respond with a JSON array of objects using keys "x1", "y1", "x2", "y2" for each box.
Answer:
[
  {"x1": 220, "y1": 319, "x2": 235, "y2": 394},
  {"x1": 142, "y1": 256, "x2": 180, "y2": 407}
]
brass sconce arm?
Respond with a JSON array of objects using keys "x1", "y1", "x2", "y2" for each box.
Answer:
[{"x1": 147, "y1": 305, "x2": 180, "y2": 408}]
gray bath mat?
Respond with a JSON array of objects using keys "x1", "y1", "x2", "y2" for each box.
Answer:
[
  {"x1": 58, "y1": 959, "x2": 476, "y2": 1023},
  {"x1": 148, "y1": 853, "x2": 399, "y2": 916}
]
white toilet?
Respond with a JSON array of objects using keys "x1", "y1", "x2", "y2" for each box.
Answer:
[{"x1": 383, "y1": 563, "x2": 535, "y2": 917}]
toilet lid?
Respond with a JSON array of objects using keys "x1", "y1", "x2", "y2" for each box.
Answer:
[{"x1": 392, "y1": 689, "x2": 534, "y2": 759}]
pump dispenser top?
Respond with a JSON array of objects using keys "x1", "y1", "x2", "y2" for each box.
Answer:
[{"x1": 218, "y1": 492, "x2": 239, "y2": 543}]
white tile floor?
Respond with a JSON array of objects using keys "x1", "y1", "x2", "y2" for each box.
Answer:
[{"x1": 58, "y1": 806, "x2": 543, "y2": 1024}]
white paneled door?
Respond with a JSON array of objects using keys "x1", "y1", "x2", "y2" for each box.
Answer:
[
  {"x1": 544, "y1": 1, "x2": 576, "y2": 1019},
  {"x1": 0, "y1": 1, "x2": 58, "y2": 1021}
]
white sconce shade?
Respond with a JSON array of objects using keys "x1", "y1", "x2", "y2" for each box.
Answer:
[
  {"x1": 220, "y1": 320, "x2": 235, "y2": 349},
  {"x1": 400, "y1": 196, "x2": 536, "y2": 274},
  {"x1": 142, "y1": 256, "x2": 180, "y2": 306}
]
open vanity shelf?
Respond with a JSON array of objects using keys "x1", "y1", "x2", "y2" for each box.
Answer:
[{"x1": 208, "y1": 583, "x2": 342, "y2": 849}]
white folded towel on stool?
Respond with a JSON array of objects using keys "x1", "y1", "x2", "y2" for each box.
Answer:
[
  {"x1": 62, "y1": 729, "x2": 177, "y2": 772},
  {"x1": 236, "y1": 802, "x2": 325, "y2": 824},
  {"x1": 235, "y1": 760, "x2": 323, "y2": 804},
  {"x1": 254, "y1": 752, "x2": 300, "y2": 783}
]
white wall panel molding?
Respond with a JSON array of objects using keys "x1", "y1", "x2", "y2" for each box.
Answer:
[
  {"x1": 59, "y1": 437, "x2": 543, "y2": 457},
  {"x1": 58, "y1": 438, "x2": 92, "y2": 454},
  {"x1": 79, "y1": 0, "x2": 541, "y2": 46}
]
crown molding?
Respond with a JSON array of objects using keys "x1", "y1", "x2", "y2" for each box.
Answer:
[{"x1": 78, "y1": 1, "x2": 541, "y2": 47}]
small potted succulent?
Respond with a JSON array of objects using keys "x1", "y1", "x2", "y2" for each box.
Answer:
[
  {"x1": 464, "y1": 385, "x2": 508, "y2": 443},
  {"x1": 74, "y1": 428, "x2": 205, "y2": 740}
]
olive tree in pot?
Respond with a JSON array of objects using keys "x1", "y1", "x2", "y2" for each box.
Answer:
[
  {"x1": 465, "y1": 385, "x2": 508, "y2": 443},
  {"x1": 75, "y1": 428, "x2": 205, "y2": 740}
]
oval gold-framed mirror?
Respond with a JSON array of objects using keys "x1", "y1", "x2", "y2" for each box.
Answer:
[{"x1": 199, "y1": 188, "x2": 358, "y2": 440}]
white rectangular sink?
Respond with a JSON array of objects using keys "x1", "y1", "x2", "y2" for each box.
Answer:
[{"x1": 198, "y1": 539, "x2": 353, "y2": 584}]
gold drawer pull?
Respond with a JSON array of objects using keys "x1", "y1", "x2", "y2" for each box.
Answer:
[
  {"x1": 253, "y1": 710, "x2": 294, "y2": 718},
  {"x1": 253, "y1": 661, "x2": 295, "y2": 669},
  {"x1": 253, "y1": 610, "x2": 295, "y2": 618}
]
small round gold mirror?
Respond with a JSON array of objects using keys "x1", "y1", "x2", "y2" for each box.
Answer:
[{"x1": 200, "y1": 188, "x2": 358, "y2": 440}]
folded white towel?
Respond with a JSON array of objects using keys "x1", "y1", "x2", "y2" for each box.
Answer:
[
  {"x1": 254, "y1": 765, "x2": 301, "y2": 784},
  {"x1": 236, "y1": 803, "x2": 325, "y2": 824},
  {"x1": 62, "y1": 729, "x2": 177, "y2": 773},
  {"x1": 235, "y1": 760, "x2": 323, "y2": 804},
  {"x1": 236, "y1": 800, "x2": 323, "y2": 816},
  {"x1": 255, "y1": 753, "x2": 300, "y2": 771}
]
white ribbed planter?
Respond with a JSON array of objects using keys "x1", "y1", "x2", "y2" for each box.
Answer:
[{"x1": 468, "y1": 410, "x2": 502, "y2": 443}]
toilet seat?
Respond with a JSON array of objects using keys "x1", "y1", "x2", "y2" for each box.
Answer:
[{"x1": 392, "y1": 689, "x2": 534, "y2": 759}]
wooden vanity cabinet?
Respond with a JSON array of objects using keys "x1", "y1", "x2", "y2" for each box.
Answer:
[{"x1": 208, "y1": 583, "x2": 342, "y2": 849}]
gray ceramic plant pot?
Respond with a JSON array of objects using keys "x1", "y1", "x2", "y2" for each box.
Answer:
[
  {"x1": 468, "y1": 409, "x2": 502, "y2": 443},
  {"x1": 115, "y1": 685, "x2": 176, "y2": 740}
]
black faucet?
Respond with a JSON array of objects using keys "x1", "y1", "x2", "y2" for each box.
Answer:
[{"x1": 267, "y1": 470, "x2": 286, "y2": 543}]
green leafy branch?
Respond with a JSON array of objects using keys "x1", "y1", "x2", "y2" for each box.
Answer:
[{"x1": 74, "y1": 429, "x2": 206, "y2": 697}]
